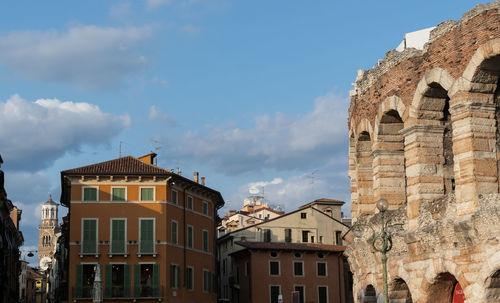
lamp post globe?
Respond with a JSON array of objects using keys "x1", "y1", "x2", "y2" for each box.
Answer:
[{"x1": 376, "y1": 198, "x2": 389, "y2": 213}]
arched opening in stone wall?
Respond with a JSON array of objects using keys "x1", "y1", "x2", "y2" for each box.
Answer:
[
  {"x1": 486, "y1": 269, "x2": 500, "y2": 301},
  {"x1": 349, "y1": 133, "x2": 359, "y2": 216},
  {"x1": 375, "y1": 110, "x2": 406, "y2": 208},
  {"x1": 363, "y1": 284, "x2": 377, "y2": 303},
  {"x1": 356, "y1": 131, "x2": 374, "y2": 214},
  {"x1": 427, "y1": 272, "x2": 462, "y2": 303},
  {"x1": 389, "y1": 278, "x2": 412, "y2": 303},
  {"x1": 422, "y1": 83, "x2": 454, "y2": 194}
]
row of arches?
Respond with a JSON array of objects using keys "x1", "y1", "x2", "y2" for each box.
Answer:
[
  {"x1": 349, "y1": 38, "x2": 500, "y2": 221},
  {"x1": 42, "y1": 207, "x2": 57, "y2": 219},
  {"x1": 360, "y1": 269, "x2": 500, "y2": 302},
  {"x1": 41, "y1": 235, "x2": 52, "y2": 247}
]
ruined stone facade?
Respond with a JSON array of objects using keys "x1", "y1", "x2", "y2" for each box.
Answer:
[{"x1": 346, "y1": 2, "x2": 500, "y2": 302}]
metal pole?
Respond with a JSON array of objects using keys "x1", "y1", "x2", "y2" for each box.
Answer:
[{"x1": 380, "y1": 211, "x2": 389, "y2": 303}]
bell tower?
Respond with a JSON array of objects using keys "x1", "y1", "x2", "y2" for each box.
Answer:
[{"x1": 38, "y1": 195, "x2": 59, "y2": 269}]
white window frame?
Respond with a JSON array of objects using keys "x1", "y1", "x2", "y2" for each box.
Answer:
[
  {"x1": 81, "y1": 218, "x2": 98, "y2": 254},
  {"x1": 109, "y1": 218, "x2": 127, "y2": 254},
  {"x1": 317, "y1": 285, "x2": 329, "y2": 303},
  {"x1": 170, "y1": 263, "x2": 180, "y2": 289},
  {"x1": 139, "y1": 187, "x2": 155, "y2": 202},
  {"x1": 269, "y1": 285, "x2": 281, "y2": 303},
  {"x1": 171, "y1": 220, "x2": 178, "y2": 244},
  {"x1": 187, "y1": 225, "x2": 194, "y2": 249},
  {"x1": 293, "y1": 261, "x2": 304, "y2": 277},
  {"x1": 186, "y1": 266, "x2": 194, "y2": 291},
  {"x1": 294, "y1": 284, "x2": 306, "y2": 303},
  {"x1": 316, "y1": 261, "x2": 328, "y2": 277},
  {"x1": 202, "y1": 229, "x2": 209, "y2": 252},
  {"x1": 202, "y1": 201, "x2": 208, "y2": 215},
  {"x1": 82, "y1": 186, "x2": 99, "y2": 202},
  {"x1": 138, "y1": 218, "x2": 156, "y2": 254},
  {"x1": 269, "y1": 260, "x2": 280, "y2": 277},
  {"x1": 110, "y1": 187, "x2": 127, "y2": 202},
  {"x1": 187, "y1": 195, "x2": 193, "y2": 210}
]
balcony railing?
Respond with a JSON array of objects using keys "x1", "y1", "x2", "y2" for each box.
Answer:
[{"x1": 73, "y1": 286, "x2": 164, "y2": 301}]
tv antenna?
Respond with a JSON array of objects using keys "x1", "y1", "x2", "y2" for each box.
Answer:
[
  {"x1": 119, "y1": 141, "x2": 127, "y2": 158},
  {"x1": 306, "y1": 169, "x2": 319, "y2": 198}
]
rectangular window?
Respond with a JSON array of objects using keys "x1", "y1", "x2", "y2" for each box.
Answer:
[
  {"x1": 171, "y1": 221, "x2": 178, "y2": 244},
  {"x1": 170, "y1": 264, "x2": 180, "y2": 289},
  {"x1": 294, "y1": 285, "x2": 305, "y2": 303},
  {"x1": 302, "y1": 231, "x2": 308, "y2": 243},
  {"x1": 134, "y1": 263, "x2": 159, "y2": 298},
  {"x1": 270, "y1": 285, "x2": 281, "y2": 303},
  {"x1": 202, "y1": 201, "x2": 208, "y2": 215},
  {"x1": 75, "y1": 264, "x2": 96, "y2": 298},
  {"x1": 139, "y1": 219, "x2": 154, "y2": 253},
  {"x1": 285, "y1": 228, "x2": 292, "y2": 243},
  {"x1": 187, "y1": 267, "x2": 194, "y2": 291},
  {"x1": 202, "y1": 230, "x2": 209, "y2": 252},
  {"x1": 83, "y1": 187, "x2": 97, "y2": 201},
  {"x1": 110, "y1": 264, "x2": 126, "y2": 297},
  {"x1": 269, "y1": 261, "x2": 280, "y2": 276},
  {"x1": 82, "y1": 219, "x2": 97, "y2": 254},
  {"x1": 111, "y1": 188, "x2": 126, "y2": 201},
  {"x1": 318, "y1": 286, "x2": 328, "y2": 303},
  {"x1": 171, "y1": 190, "x2": 178, "y2": 204},
  {"x1": 336, "y1": 231, "x2": 343, "y2": 245},
  {"x1": 300, "y1": 212, "x2": 307, "y2": 219},
  {"x1": 294, "y1": 261, "x2": 304, "y2": 276},
  {"x1": 203, "y1": 270, "x2": 211, "y2": 292},
  {"x1": 317, "y1": 262, "x2": 327, "y2": 277},
  {"x1": 187, "y1": 225, "x2": 193, "y2": 248},
  {"x1": 140, "y1": 188, "x2": 154, "y2": 201},
  {"x1": 111, "y1": 219, "x2": 126, "y2": 254},
  {"x1": 263, "y1": 229, "x2": 271, "y2": 242},
  {"x1": 245, "y1": 261, "x2": 249, "y2": 277},
  {"x1": 187, "y1": 196, "x2": 193, "y2": 210}
]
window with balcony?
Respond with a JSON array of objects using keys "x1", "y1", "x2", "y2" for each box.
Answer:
[
  {"x1": 140, "y1": 188, "x2": 154, "y2": 201},
  {"x1": 105, "y1": 264, "x2": 130, "y2": 298},
  {"x1": 112, "y1": 187, "x2": 126, "y2": 201},
  {"x1": 134, "y1": 263, "x2": 159, "y2": 298},
  {"x1": 139, "y1": 219, "x2": 155, "y2": 254},
  {"x1": 82, "y1": 219, "x2": 97, "y2": 254},
  {"x1": 83, "y1": 187, "x2": 97, "y2": 202},
  {"x1": 75, "y1": 264, "x2": 96, "y2": 298},
  {"x1": 111, "y1": 219, "x2": 126, "y2": 254}
]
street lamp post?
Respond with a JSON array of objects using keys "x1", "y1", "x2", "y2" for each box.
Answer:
[{"x1": 352, "y1": 198, "x2": 403, "y2": 303}]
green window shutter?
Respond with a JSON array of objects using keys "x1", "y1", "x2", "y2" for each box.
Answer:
[
  {"x1": 186, "y1": 268, "x2": 193, "y2": 290},
  {"x1": 172, "y1": 190, "x2": 177, "y2": 204},
  {"x1": 187, "y1": 226, "x2": 193, "y2": 248},
  {"x1": 105, "y1": 264, "x2": 112, "y2": 298},
  {"x1": 171, "y1": 221, "x2": 177, "y2": 244},
  {"x1": 203, "y1": 230, "x2": 208, "y2": 252},
  {"x1": 141, "y1": 188, "x2": 154, "y2": 201},
  {"x1": 170, "y1": 265, "x2": 175, "y2": 288},
  {"x1": 83, "y1": 220, "x2": 97, "y2": 254},
  {"x1": 140, "y1": 220, "x2": 154, "y2": 253},
  {"x1": 124, "y1": 264, "x2": 131, "y2": 297},
  {"x1": 111, "y1": 220, "x2": 125, "y2": 253},
  {"x1": 176, "y1": 266, "x2": 181, "y2": 289},
  {"x1": 134, "y1": 264, "x2": 141, "y2": 298},
  {"x1": 208, "y1": 271, "x2": 211, "y2": 292},
  {"x1": 112, "y1": 188, "x2": 125, "y2": 201},
  {"x1": 153, "y1": 264, "x2": 159, "y2": 297},
  {"x1": 187, "y1": 196, "x2": 193, "y2": 209},
  {"x1": 84, "y1": 188, "x2": 97, "y2": 201},
  {"x1": 202, "y1": 202, "x2": 208, "y2": 215},
  {"x1": 75, "y1": 264, "x2": 83, "y2": 298}
]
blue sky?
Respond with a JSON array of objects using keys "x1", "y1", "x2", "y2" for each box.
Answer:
[{"x1": 0, "y1": 0, "x2": 482, "y2": 263}]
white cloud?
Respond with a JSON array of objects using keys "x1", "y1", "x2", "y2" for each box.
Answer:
[
  {"x1": 0, "y1": 94, "x2": 130, "y2": 171},
  {"x1": 148, "y1": 105, "x2": 176, "y2": 126},
  {"x1": 166, "y1": 91, "x2": 349, "y2": 174},
  {"x1": 179, "y1": 24, "x2": 201, "y2": 35},
  {"x1": 110, "y1": 2, "x2": 134, "y2": 19},
  {"x1": 0, "y1": 25, "x2": 151, "y2": 89},
  {"x1": 146, "y1": 0, "x2": 173, "y2": 10}
]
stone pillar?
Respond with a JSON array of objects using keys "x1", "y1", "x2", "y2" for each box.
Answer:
[
  {"x1": 349, "y1": 137, "x2": 360, "y2": 218},
  {"x1": 450, "y1": 91, "x2": 498, "y2": 216},
  {"x1": 401, "y1": 121, "x2": 445, "y2": 229},
  {"x1": 372, "y1": 147, "x2": 406, "y2": 210},
  {"x1": 356, "y1": 151, "x2": 375, "y2": 215}
]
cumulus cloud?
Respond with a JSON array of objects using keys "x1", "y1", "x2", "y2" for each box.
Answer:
[
  {"x1": 0, "y1": 25, "x2": 151, "y2": 89},
  {"x1": 0, "y1": 94, "x2": 130, "y2": 171},
  {"x1": 166, "y1": 92, "x2": 349, "y2": 174}
]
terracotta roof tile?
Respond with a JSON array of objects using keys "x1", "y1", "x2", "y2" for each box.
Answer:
[
  {"x1": 233, "y1": 241, "x2": 345, "y2": 253},
  {"x1": 62, "y1": 156, "x2": 172, "y2": 175}
]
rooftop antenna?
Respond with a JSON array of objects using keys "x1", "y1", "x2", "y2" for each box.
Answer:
[
  {"x1": 119, "y1": 141, "x2": 127, "y2": 158},
  {"x1": 150, "y1": 139, "x2": 164, "y2": 166},
  {"x1": 306, "y1": 169, "x2": 318, "y2": 198}
]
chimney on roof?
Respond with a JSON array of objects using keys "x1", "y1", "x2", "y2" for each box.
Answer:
[
  {"x1": 194, "y1": 172, "x2": 199, "y2": 183},
  {"x1": 138, "y1": 153, "x2": 157, "y2": 165},
  {"x1": 201, "y1": 177, "x2": 205, "y2": 186}
]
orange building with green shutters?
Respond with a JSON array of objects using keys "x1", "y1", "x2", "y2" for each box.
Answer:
[{"x1": 60, "y1": 153, "x2": 224, "y2": 302}]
